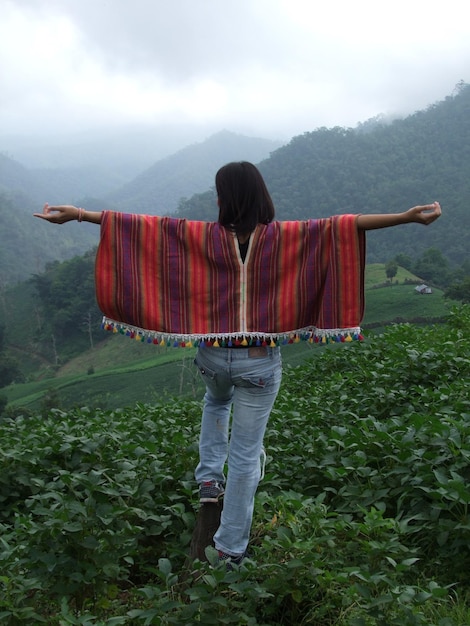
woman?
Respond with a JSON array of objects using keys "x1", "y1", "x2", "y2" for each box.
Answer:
[{"x1": 34, "y1": 161, "x2": 441, "y2": 566}]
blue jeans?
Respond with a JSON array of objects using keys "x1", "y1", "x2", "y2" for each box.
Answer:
[{"x1": 194, "y1": 346, "x2": 282, "y2": 556}]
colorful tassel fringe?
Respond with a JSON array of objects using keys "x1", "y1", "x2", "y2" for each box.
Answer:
[{"x1": 101, "y1": 318, "x2": 364, "y2": 348}]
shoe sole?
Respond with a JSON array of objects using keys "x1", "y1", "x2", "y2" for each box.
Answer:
[{"x1": 200, "y1": 494, "x2": 224, "y2": 503}]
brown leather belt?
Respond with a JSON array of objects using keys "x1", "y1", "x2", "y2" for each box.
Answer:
[
  {"x1": 247, "y1": 346, "x2": 268, "y2": 358},
  {"x1": 206, "y1": 345, "x2": 270, "y2": 357}
]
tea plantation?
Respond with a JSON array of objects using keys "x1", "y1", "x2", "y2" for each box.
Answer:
[{"x1": 1, "y1": 306, "x2": 469, "y2": 624}]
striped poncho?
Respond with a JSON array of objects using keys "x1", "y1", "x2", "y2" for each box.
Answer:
[{"x1": 95, "y1": 212, "x2": 366, "y2": 347}]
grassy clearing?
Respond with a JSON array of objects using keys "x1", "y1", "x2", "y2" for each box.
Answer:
[
  {"x1": 363, "y1": 263, "x2": 452, "y2": 325},
  {"x1": 364, "y1": 263, "x2": 420, "y2": 288},
  {"x1": 363, "y1": 284, "x2": 450, "y2": 325},
  {"x1": 5, "y1": 341, "x2": 323, "y2": 411}
]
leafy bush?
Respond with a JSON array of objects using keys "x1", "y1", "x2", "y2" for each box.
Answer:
[{"x1": 1, "y1": 306, "x2": 470, "y2": 624}]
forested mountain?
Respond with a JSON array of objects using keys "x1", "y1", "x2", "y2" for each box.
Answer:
[
  {"x1": 176, "y1": 82, "x2": 470, "y2": 265},
  {"x1": 0, "y1": 187, "x2": 98, "y2": 285},
  {"x1": 0, "y1": 153, "x2": 50, "y2": 200},
  {"x1": 105, "y1": 130, "x2": 282, "y2": 214},
  {"x1": 1, "y1": 83, "x2": 469, "y2": 288},
  {"x1": 0, "y1": 151, "x2": 127, "y2": 202},
  {"x1": 0, "y1": 153, "x2": 109, "y2": 284}
]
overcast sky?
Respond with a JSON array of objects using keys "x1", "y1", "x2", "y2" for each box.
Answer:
[{"x1": 1, "y1": 0, "x2": 469, "y2": 142}]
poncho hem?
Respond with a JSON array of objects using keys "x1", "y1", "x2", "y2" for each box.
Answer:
[{"x1": 101, "y1": 316, "x2": 364, "y2": 347}]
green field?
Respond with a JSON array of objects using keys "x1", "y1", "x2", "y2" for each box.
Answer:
[
  {"x1": 363, "y1": 285, "x2": 449, "y2": 326},
  {"x1": 4, "y1": 341, "x2": 324, "y2": 411}
]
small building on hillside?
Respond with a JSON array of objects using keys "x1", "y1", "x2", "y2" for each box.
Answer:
[{"x1": 415, "y1": 284, "x2": 433, "y2": 295}]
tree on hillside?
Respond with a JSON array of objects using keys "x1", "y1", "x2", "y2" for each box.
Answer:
[
  {"x1": 412, "y1": 247, "x2": 451, "y2": 287},
  {"x1": 394, "y1": 253, "x2": 413, "y2": 271},
  {"x1": 30, "y1": 251, "x2": 103, "y2": 360},
  {"x1": 385, "y1": 260, "x2": 398, "y2": 282},
  {"x1": 0, "y1": 324, "x2": 22, "y2": 388},
  {"x1": 445, "y1": 277, "x2": 470, "y2": 304}
]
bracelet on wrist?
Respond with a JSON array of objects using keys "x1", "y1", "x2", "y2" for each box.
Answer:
[{"x1": 77, "y1": 207, "x2": 84, "y2": 222}]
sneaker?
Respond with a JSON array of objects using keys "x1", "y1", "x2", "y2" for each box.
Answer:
[
  {"x1": 217, "y1": 549, "x2": 246, "y2": 570},
  {"x1": 199, "y1": 480, "x2": 225, "y2": 503}
]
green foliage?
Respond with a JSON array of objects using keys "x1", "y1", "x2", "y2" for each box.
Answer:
[
  {"x1": 27, "y1": 251, "x2": 103, "y2": 361},
  {"x1": 3, "y1": 347, "x2": 207, "y2": 411},
  {"x1": 1, "y1": 306, "x2": 470, "y2": 623},
  {"x1": 412, "y1": 247, "x2": 451, "y2": 287},
  {"x1": 445, "y1": 276, "x2": 470, "y2": 304},
  {"x1": 0, "y1": 402, "x2": 199, "y2": 621},
  {"x1": 395, "y1": 253, "x2": 414, "y2": 271},
  {"x1": 40, "y1": 386, "x2": 62, "y2": 417},
  {"x1": 0, "y1": 352, "x2": 23, "y2": 389},
  {"x1": 0, "y1": 324, "x2": 23, "y2": 389}
]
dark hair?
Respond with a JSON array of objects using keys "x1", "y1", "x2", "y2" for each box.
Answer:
[{"x1": 215, "y1": 161, "x2": 275, "y2": 236}]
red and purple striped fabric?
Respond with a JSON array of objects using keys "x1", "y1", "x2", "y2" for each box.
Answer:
[{"x1": 95, "y1": 212, "x2": 365, "y2": 342}]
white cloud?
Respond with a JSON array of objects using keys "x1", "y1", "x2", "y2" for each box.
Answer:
[{"x1": 0, "y1": 0, "x2": 469, "y2": 140}]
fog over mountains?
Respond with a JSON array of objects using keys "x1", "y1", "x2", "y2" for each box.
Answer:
[
  {"x1": 1, "y1": 82, "x2": 469, "y2": 286},
  {"x1": 0, "y1": 129, "x2": 282, "y2": 283},
  {"x1": 1, "y1": 128, "x2": 282, "y2": 204}
]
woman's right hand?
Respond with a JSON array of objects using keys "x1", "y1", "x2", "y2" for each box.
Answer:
[{"x1": 33, "y1": 203, "x2": 80, "y2": 224}]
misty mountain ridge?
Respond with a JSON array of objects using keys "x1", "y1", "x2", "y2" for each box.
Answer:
[
  {"x1": 1, "y1": 83, "x2": 469, "y2": 285},
  {"x1": 1, "y1": 122, "x2": 227, "y2": 170},
  {"x1": 105, "y1": 130, "x2": 283, "y2": 214},
  {"x1": 0, "y1": 130, "x2": 282, "y2": 284},
  {"x1": 1, "y1": 129, "x2": 281, "y2": 206}
]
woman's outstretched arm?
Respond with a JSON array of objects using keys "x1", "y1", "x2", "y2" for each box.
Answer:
[
  {"x1": 34, "y1": 201, "x2": 442, "y2": 230},
  {"x1": 33, "y1": 204, "x2": 102, "y2": 224},
  {"x1": 356, "y1": 202, "x2": 441, "y2": 231}
]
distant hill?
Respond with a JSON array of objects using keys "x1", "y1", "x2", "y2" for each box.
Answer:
[
  {"x1": 0, "y1": 153, "x2": 50, "y2": 200},
  {"x1": 0, "y1": 151, "x2": 129, "y2": 203},
  {"x1": 1, "y1": 123, "x2": 220, "y2": 171},
  {"x1": 105, "y1": 130, "x2": 282, "y2": 214}
]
